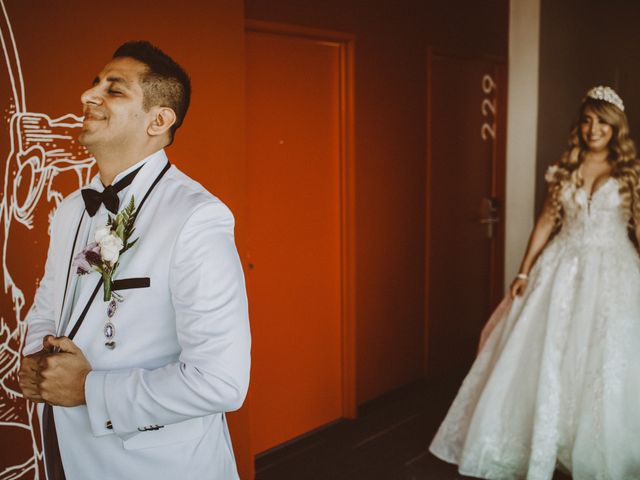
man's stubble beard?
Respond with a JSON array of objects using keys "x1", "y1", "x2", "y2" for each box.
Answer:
[{"x1": 78, "y1": 131, "x2": 106, "y2": 159}]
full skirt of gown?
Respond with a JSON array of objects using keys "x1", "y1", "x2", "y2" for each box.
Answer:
[{"x1": 429, "y1": 178, "x2": 640, "y2": 479}]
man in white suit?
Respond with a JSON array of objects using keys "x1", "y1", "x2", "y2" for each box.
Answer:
[{"x1": 17, "y1": 41, "x2": 251, "y2": 479}]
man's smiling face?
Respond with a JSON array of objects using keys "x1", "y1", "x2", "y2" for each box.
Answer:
[{"x1": 79, "y1": 56, "x2": 151, "y2": 153}]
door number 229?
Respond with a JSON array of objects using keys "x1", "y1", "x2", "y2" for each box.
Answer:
[{"x1": 481, "y1": 74, "x2": 496, "y2": 141}]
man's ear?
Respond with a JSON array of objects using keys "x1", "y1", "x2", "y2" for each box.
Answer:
[{"x1": 147, "y1": 107, "x2": 176, "y2": 138}]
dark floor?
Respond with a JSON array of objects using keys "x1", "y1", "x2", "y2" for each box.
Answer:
[{"x1": 255, "y1": 379, "x2": 573, "y2": 480}]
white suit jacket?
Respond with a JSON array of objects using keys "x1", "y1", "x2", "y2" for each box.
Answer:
[{"x1": 24, "y1": 150, "x2": 251, "y2": 480}]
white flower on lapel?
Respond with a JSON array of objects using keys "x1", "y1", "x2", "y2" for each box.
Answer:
[
  {"x1": 95, "y1": 224, "x2": 112, "y2": 244},
  {"x1": 98, "y1": 231, "x2": 124, "y2": 265}
]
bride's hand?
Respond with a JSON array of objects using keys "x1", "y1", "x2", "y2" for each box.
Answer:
[{"x1": 510, "y1": 277, "x2": 528, "y2": 298}]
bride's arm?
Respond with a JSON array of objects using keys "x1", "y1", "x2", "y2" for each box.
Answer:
[{"x1": 510, "y1": 193, "x2": 557, "y2": 298}]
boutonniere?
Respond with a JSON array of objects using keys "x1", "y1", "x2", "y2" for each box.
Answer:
[
  {"x1": 73, "y1": 196, "x2": 139, "y2": 301},
  {"x1": 72, "y1": 196, "x2": 138, "y2": 349}
]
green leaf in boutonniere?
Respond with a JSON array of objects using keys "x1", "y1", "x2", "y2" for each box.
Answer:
[
  {"x1": 115, "y1": 221, "x2": 125, "y2": 239},
  {"x1": 122, "y1": 237, "x2": 138, "y2": 255}
]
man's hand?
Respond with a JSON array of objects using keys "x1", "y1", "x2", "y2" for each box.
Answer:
[
  {"x1": 18, "y1": 344, "x2": 53, "y2": 403},
  {"x1": 38, "y1": 336, "x2": 92, "y2": 407}
]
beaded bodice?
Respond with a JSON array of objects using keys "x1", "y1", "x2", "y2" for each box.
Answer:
[{"x1": 555, "y1": 178, "x2": 630, "y2": 248}]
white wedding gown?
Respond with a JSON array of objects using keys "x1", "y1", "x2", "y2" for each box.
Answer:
[{"x1": 430, "y1": 178, "x2": 640, "y2": 480}]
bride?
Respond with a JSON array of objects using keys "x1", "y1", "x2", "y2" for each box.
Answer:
[{"x1": 429, "y1": 86, "x2": 640, "y2": 480}]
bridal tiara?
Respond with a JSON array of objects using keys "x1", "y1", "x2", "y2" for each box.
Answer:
[{"x1": 585, "y1": 85, "x2": 625, "y2": 112}]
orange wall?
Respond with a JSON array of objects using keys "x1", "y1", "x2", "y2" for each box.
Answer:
[
  {"x1": 245, "y1": 0, "x2": 508, "y2": 404},
  {"x1": 1, "y1": 0, "x2": 252, "y2": 478}
]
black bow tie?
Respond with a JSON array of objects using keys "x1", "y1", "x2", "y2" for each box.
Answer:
[{"x1": 81, "y1": 165, "x2": 143, "y2": 217}]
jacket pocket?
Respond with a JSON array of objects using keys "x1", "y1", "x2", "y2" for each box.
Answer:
[
  {"x1": 122, "y1": 416, "x2": 203, "y2": 450},
  {"x1": 112, "y1": 277, "x2": 151, "y2": 291}
]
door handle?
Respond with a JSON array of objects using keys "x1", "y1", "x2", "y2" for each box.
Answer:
[{"x1": 479, "y1": 197, "x2": 501, "y2": 238}]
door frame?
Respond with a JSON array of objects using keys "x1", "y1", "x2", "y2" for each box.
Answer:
[
  {"x1": 424, "y1": 47, "x2": 507, "y2": 375},
  {"x1": 245, "y1": 19, "x2": 357, "y2": 419}
]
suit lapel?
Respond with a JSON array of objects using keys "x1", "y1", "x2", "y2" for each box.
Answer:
[
  {"x1": 63, "y1": 275, "x2": 103, "y2": 338},
  {"x1": 56, "y1": 206, "x2": 91, "y2": 336}
]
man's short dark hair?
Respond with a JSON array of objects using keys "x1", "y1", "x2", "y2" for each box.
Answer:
[{"x1": 113, "y1": 41, "x2": 191, "y2": 143}]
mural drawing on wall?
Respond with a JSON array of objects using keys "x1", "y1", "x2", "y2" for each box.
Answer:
[{"x1": 1, "y1": 1, "x2": 94, "y2": 477}]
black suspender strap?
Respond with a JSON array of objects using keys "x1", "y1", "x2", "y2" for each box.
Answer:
[{"x1": 58, "y1": 210, "x2": 86, "y2": 327}]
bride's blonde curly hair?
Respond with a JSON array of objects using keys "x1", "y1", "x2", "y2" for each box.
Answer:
[{"x1": 545, "y1": 96, "x2": 640, "y2": 228}]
